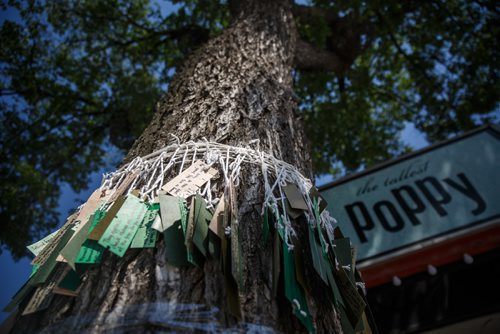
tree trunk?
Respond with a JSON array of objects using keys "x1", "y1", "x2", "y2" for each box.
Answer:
[{"x1": 10, "y1": 0, "x2": 343, "y2": 332}]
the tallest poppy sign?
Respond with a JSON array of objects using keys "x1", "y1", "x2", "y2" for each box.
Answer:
[{"x1": 320, "y1": 126, "x2": 500, "y2": 267}]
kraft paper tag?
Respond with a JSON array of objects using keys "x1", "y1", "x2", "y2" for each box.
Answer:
[
  {"x1": 162, "y1": 160, "x2": 217, "y2": 198},
  {"x1": 21, "y1": 263, "x2": 66, "y2": 315},
  {"x1": 309, "y1": 187, "x2": 327, "y2": 212},
  {"x1": 98, "y1": 194, "x2": 148, "y2": 257},
  {"x1": 57, "y1": 189, "x2": 109, "y2": 263},
  {"x1": 228, "y1": 181, "x2": 243, "y2": 289},
  {"x1": 283, "y1": 183, "x2": 308, "y2": 210},
  {"x1": 108, "y1": 172, "x2": 138, "y2": 203},
  {"x1": 21, "y1": 284, "x2": 55, "y2": 315},
  {"x1": 336, "y1": 267, "x2": 366, "y2": 328},
  {"x1": 73, "y1": 189, "x2": 107, "y2": 225},
  {"x1": 208, "y1": 195, "x2": 224, "y2": 238},
  {"x1": 32, "y1": 213, "x2": 77, "y2": 266},
  {"x1": 185, "y1": 199, "x2": 196, "y2": 251},
  {"x1": 87, "y1": 196, "x2": 126, "y2": 241}
]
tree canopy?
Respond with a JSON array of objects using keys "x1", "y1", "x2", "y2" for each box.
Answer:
[{"x1": 1, "y1": 0, "x2": 498, "y2": 258}]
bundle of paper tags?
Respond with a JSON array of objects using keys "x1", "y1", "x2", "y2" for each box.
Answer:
[{"x1": 4, "y1": 159, "x2": 376, "y2": 334}]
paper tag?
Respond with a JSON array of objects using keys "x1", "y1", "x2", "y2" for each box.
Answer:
[
  {"x1": 163, "y1": 221, "x2": 189, "y2": 267},
  {"x1": 192, "y1": 195, "x2": 212, "y2": 257},
  {"x1": 27, "y1": 230, "x2": 59, "y2": 257},
  {"x1": 283, "y1": 183, "x2": 308, "y2": 210},
  {"x1": 59, "y1": 214, "x2": 95, "y2": 269},
  {"x1": 336, "y1": 267, "x2": 366, "y2": 328},
  {"x1": 131, "y1": 205, "x2": 159, "y2": 248},
  {"x1": 162, "y1": 160, "x2": 217, "y2": 198},
  {"x1": 32, "y1": 213, "x2": 76, "y2": 266},
  {"x1": 208, "y1": 195, "x2": 224, "y2": 238},
  {"x1": 21, "y1": 263, "x2": 66, "y2": 315},
  {"x1": 151, "y1": 215, "x2": 163, "y2": 232},
  {"x1": 21, "y1": 284, "x2": 55, "y2": 315},
  {"x1": 185, "y1": 199, "x2": 196, "y2": 250},
  {"x1": 272, "y1": 231, "x2": 281, "y2": 297},
  {"x1": 87, "y1": 196, "x2": 126, "y2": 241},
  {"x1": 108, "y1": 172, "x2": 138, "y2": 203},
  {"x1": 75, "y1": 189, "x2": 107, "y2": 225},
  {"x1": 58, "y1": 189, "x2": 108, "y2": 262},
  {"x1": 333, "y1": 237, "x2": 356, "y2": 282},
  {"x1": 282, "y1": 237, "x2": 314, "y2": 332},
  {"x1": 229, "y1": 181, "x2": 243, "y2": 289},
  {"x1": 53, "y1": 267, "x2": 81, "y2": 297},
  {"x1": 309, "y1": 226, "x2": 329, "y2": 284},
  {"x1": 156, "y1": 194, "x2": 182, "y2": 232},
  {"x1": 75, "y1": 240, "x2": 104, "y2": 264},
  {"x1": 98, "y1": 195, "x2": 148, "y2": 257},
  {"x1": 309, "y1": 186, "x2": 328, "y2": 212}
]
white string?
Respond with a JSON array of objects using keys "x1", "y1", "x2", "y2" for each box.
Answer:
[
  {"x1": 99, "y1": 140, "x2": 329, "y2": 241},
  {"x1": 179, "y1": 146, "x2": 189, "y2": 174}
]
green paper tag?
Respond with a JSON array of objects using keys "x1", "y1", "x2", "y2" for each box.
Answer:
[
  {"x1": 272, "y1": 231, "x2": 281, "y2": 297},
  {"x1": 4, "y1": 225, "x2": 74, "y2": 312},
  {"x1": 88, "y1": 196, "x2": 126, "y2": 241},
  {"x1": 131, "y1": 204, "x2": 159, "y2": 248},
  {"x1": 60, "y1": 214, "x2": 95, "y2": 269},
  {"x1": 88, "y1": 209, "x2": 107, "y2": 233},
  {"x1": 75, "y1": 239, "x2": 105, "y2": 264},
  {"x1": 58, "y1": 269, "x2": 81, "y2": 291},
  {"x1": 309, "y1": 226, "x2": 330, "y2": 285},
  {"x1": 163, "y1": 221, "x2": 190, "y2": 267},
  {"x1": 73, "y1": 209, "x2": 107, "y2": 265},
  {"x1": 98, "y1": 195, "x2": 148, "y2": 257},
  {"x1": 32, "y1": 213, "x2": 76, "y2": 266},
  {"x1": 333, "y1": 237, "x2": 355, "y2": 282},
  {"x1": 29, "y1": 264, "x2": 40, "y2": 278},
  {"x1": 157, "y1": 195, "x2": 182, "y2": 231},
  {"x1": 192, "y1": 195, "x2": 212, "y2": 256},
  {"x1": 179, "y1": 198, "x2": 188, "y2": 234},
  {"x1": 282, "y1": 237, "x2": 315, "y2": 333},
  {"x1": 27, "y1": 230, "x2": 59, "y2": 257},
  {"x1": 32, "y1": 224, "x2": 75, "y2": 285}
]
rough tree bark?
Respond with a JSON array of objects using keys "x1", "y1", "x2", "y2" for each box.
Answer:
[{"x1": 10, "y1": 0, "x2": 343, "y2": 332}]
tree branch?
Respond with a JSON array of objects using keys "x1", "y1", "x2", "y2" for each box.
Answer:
[
  {"x1": 292, "y1": 4, "x2": 374, "y2": 73},
  {"x1": 294, "y1": 39, "x2": 346, "y2": 73},
  {"x1": 292, "y1": 4, "x2": 338, "y2": 24}
]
